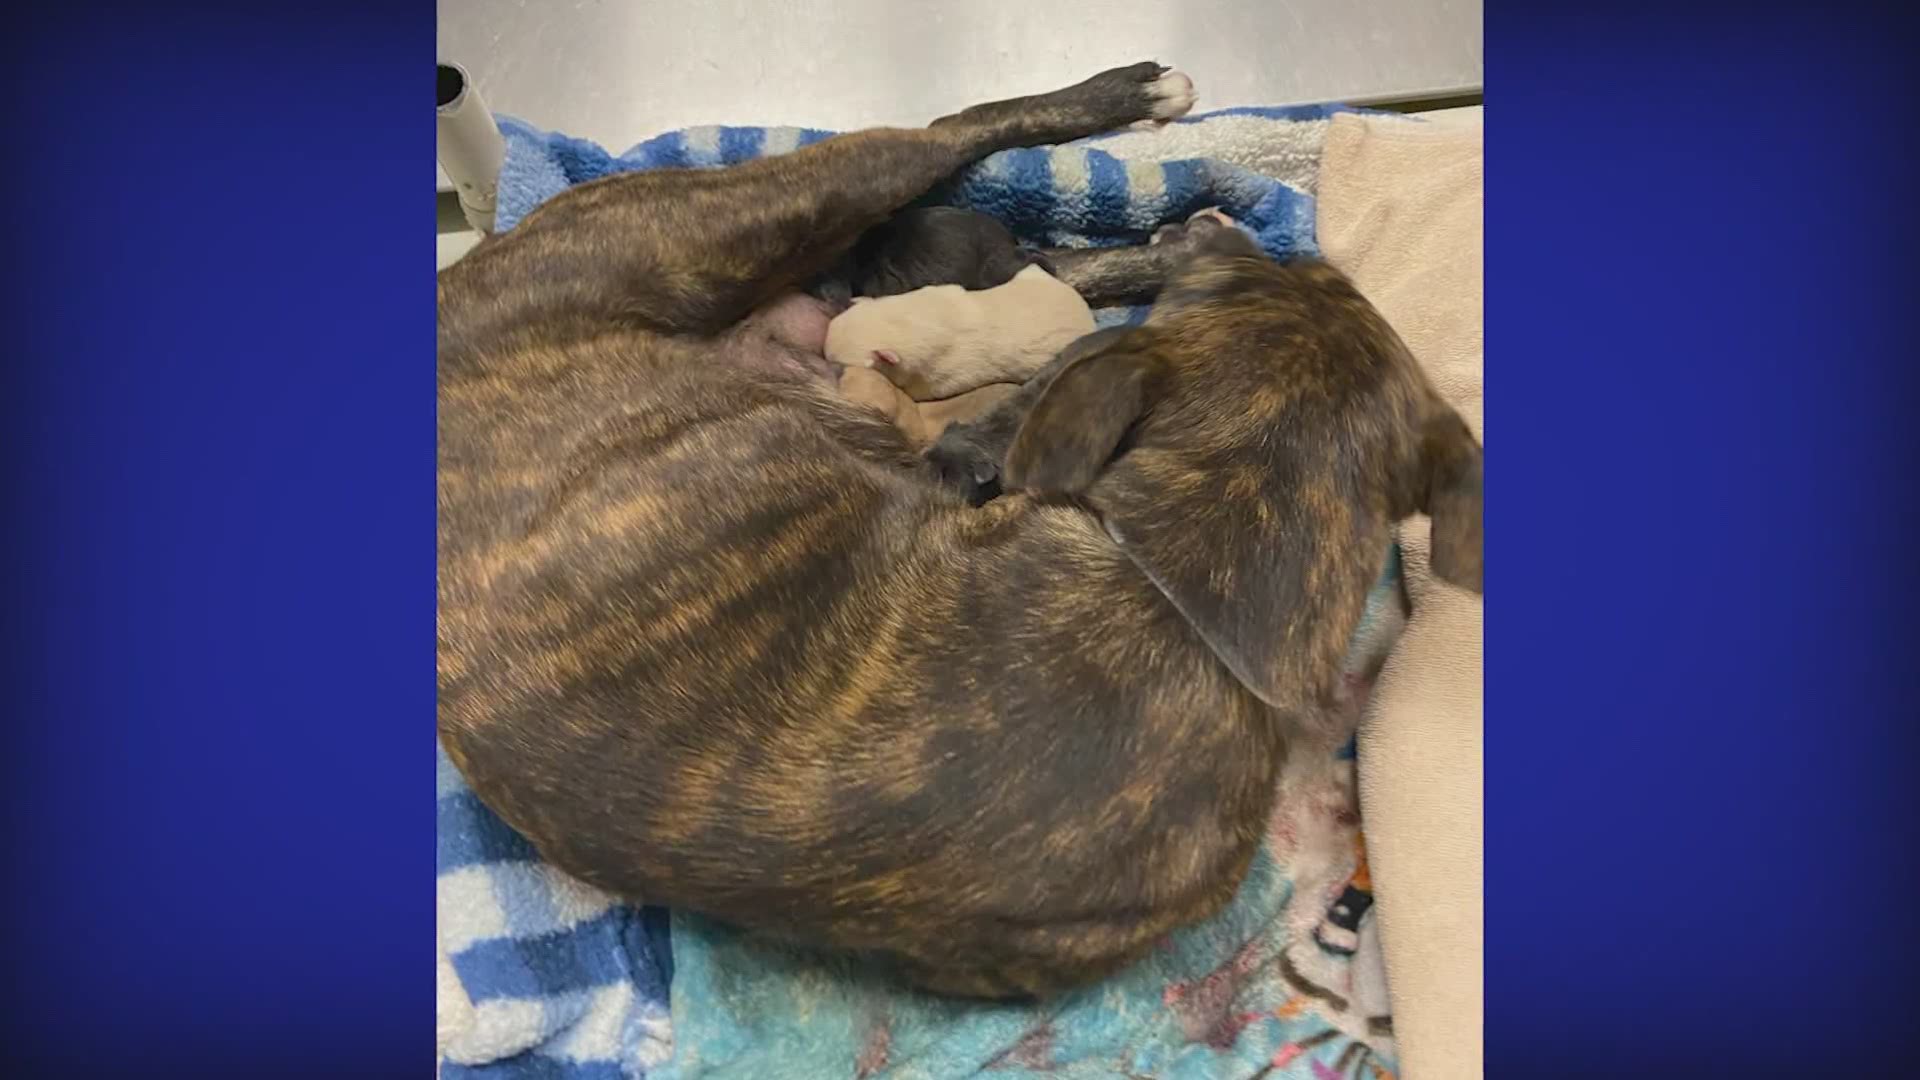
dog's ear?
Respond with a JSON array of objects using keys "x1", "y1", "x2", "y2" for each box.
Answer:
[
  {"x1": 1090, "y1": 442, "x2": 1387, "y2": 716},
  {"x1": 1004, "y1": 334, "x2": 1163, "y2": 495},
  {"x1": 1047, "y1": 360, "x2": 1391, "y2": 716},
  {"x1": 1420, "y1": 405, "x2": 1483, "y2": 593}
]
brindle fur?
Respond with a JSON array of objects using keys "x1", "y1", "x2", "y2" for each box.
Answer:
[
  {"x1": 997, "y1": 222, "x2": 1484, "y2": 708},
  {"x1": 437, "y1": 64, "x2": 1482, "y2": 1001}
]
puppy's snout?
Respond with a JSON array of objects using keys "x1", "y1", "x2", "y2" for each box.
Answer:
[
  {"x1": 924, "y1": 440, "x2": 1003, "y2": 506},
  {"x1": 968, "y1": 460, "x2": 1001, "y2": 500},
  {"x1": 965, "y1": 466, "x2": 1003, "y2": 506}
]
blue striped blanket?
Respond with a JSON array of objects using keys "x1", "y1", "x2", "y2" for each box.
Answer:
[
  {"x1": 440, "y1": 103, "x2": 1409, "y2": 1080},
  {"x1": 490, "y1": 104, "x2": 1362, "y2": 326}
]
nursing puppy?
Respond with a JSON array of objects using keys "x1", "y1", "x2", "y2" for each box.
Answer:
[
  {"x1": 837, "y1": 367, "x2": 1019, "y2": 447},
  {"x1": 824, "y1": 264, "x2": 1097, "y2": 399},
  {"x1": 822, "y1": 208, "x2": 1071, "y2": 440},
  {"x1": 438, "y1": 64, "x2": 1484, "y2": 1000},
  {"x1": 813, "y1": 205, "x2": 1052, "y2": 302}
]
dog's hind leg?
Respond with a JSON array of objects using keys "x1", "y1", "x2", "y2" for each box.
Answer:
[
  {"x1": 1035, "y1": 208, "x2": 1252, "y2": 308},
  {"x1": 1035, "y1": 245, "x2": 1192, "y2": 309},
  {"x1": 439, "y1": 64, "x2": 1196, "y2": 341}
]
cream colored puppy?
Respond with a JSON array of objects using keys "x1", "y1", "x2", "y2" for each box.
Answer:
[{"x1": 823, "y1": 265, "x2": 1097, "y2": 400}]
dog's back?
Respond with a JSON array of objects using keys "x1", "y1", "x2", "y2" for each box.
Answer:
[{"x1": 438, "y1": 351, "x2": 1276, "y2": 996}]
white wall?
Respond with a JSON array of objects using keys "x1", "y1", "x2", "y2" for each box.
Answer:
[
  {"x1": 437, "y1": 0, "x2": 1480, "y2": 189},
  {"x1": 437, "y1": 230, "x2": 481, "y2": 271}
]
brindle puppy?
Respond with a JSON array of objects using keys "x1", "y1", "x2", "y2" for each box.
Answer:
[{"x1": 437, "y1": 64, "x2": 1482, "y2": 1000}]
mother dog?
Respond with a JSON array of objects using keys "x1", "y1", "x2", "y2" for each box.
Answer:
[{"x1": 437, "y1": 64, "x2": 1483, "y2": 999}]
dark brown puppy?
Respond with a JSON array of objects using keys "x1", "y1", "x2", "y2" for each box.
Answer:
[
  {"x1": 437, "y1": 64, "x2": 1480, "y2": 1000},
  {"x1": 811, "y1": 205, "x2": 1054, "y2": 303}
]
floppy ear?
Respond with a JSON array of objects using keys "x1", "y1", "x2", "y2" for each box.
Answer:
[
  {"x1": 1089, "y1": 442, "x2": 1388, "y2": 717},
  {"x1": 1004, "y1": 337, "x2": 1163, "y2": 495},
  {"x1": 1419, "y1": 406, "x2": 1483, "y2": 593}
]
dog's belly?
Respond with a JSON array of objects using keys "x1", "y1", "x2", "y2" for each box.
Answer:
[
  {"x1": 719, "y1": 290, "x2": 840, "y2": 383},
  {"x1": 750, "y1": 289, "x2": 837, "y2": 353}
]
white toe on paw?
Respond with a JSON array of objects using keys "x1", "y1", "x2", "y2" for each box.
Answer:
[{"x1": 1148, "y1": 70, "x2": 1197, "y2": 121}]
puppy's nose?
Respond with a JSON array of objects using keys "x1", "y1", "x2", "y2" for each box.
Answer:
[{"x1": 967, "y1": 462, "x2": 1002, "y2": 506}]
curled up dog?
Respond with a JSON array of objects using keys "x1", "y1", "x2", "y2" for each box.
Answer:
[{"x1": 436, "y1": 64, "x2": 1482, "y2": 1000}]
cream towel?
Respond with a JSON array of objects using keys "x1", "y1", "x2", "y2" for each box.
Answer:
[{"x1": 1316, "y1": 111, "x2": 1484, "y2": 1080}]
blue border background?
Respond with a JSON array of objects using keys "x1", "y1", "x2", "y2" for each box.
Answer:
[
  {"x1": 3, "y1": 4, "x2": 427, "y2": 1074},
  {"x1": 2, "y1": 1, "x2": 1915, "y2": 1074},
  {"x1": 1490, "y1": 4, "x2": 1920, "y2": 1074}
]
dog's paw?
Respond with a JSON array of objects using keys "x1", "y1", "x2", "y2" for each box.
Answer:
[
  {"x1": 1125, "y1": 67, "x2": 1197, "y2": 130},
  {"x1": 1185, "y1": 206, "x2": 1236, "y2": 230},
  {"x1": 1146, "y1": 69, "x2": 1197, "y2": 121},
  {"x1": 1151, "y1": 207, "x2": 1236, "y2": 247},
  {"x1": 925, "y1": 429, "x2": 1005, "y2": 506},
  {"x1": 1079, "y1": 62, "x2": 1196, "y2": 132},
  {"x1": 1156, "y1": 206, "x2": 1261, "y2": 261}
]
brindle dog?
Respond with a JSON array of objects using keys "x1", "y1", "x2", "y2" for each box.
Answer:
[{"x1": 437, "y1": 64, "x2": 1483, "y2": 999}]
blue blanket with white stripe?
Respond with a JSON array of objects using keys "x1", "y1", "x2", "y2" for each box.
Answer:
[{"x1": 440, "y1": 104, "x2": 1408, "y2": 1080}]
